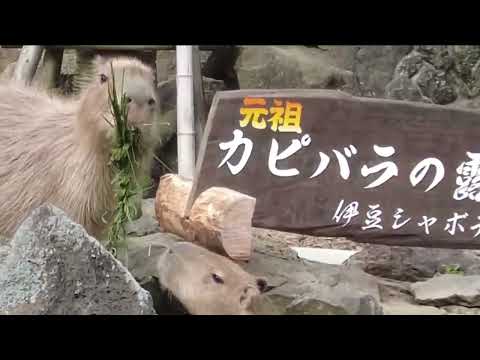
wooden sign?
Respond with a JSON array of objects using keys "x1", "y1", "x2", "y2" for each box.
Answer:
[{"x1": 187, "y1": 89, "x2": 480, "y2": 249}]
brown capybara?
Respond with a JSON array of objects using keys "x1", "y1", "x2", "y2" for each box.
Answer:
[
  {"x1": 156, "y1": 241, "x2": 268, "y2": 315},
  {"x1": 0, "y1": 56, "x2": 160, "y2": 239}
]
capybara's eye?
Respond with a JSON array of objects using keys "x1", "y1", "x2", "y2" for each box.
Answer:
[
  {"x1": 148, "y1": 98, "x2": 156, "y2": 106},
  {"x1": 100, "y1": 74, "x2": 108, "y2": 83},
  {"x1": 212, "y1": 273, "x2": 224, "y2": 284},
  {"x1": 257, "y1": 278, "x2": 268, "y2": 292}
]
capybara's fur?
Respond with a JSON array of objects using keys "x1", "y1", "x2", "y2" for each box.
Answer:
[
  {"x1": 157, "y1": 242, "x2": 268, "y2": 315},
  {"x1": 0, "y1": 56, "x2": 160, "y2": 239}
]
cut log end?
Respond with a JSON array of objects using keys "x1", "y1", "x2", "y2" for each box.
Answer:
[{"x1": 155, "y1": 174, "x2": 255, "y2": 261}]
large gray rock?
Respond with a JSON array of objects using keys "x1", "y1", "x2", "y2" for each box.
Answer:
[
  {"x1": 0, "y1": 47, "x2": 20, "y2": 74},
  {"x1": 411, "y1": 274, "x2": 480, "y2": 307},
  {"x1": 0, "y1": 205, "x2": 156, "y2": 315},
  {"x1": 0, "y1": 244, "x2": 9, "y2": 266},
  {"x1": 352, "y1": 46, "x2": 413, "y2": 98},
  {"x1": 344, "y1": 244, "x2": 480, "y2": 282},
  {"x1": 442, "y1": 305, "x2": 480, "y2": 315},
  {"x1": 243, "y1": 251, "x2": 383, "y2": 315},
  {"x1": 235, "y1": 46, "x2": 353, "y2": 91},
  {"x1": 381, "y1": 46, "x2": 480, "y2": 107},
  {"x1": 155, "y1": 49, "x2": 212, "y2": 83},
  {"x1": 382, "y1": 301, "x2": 448, "y2": 315}
]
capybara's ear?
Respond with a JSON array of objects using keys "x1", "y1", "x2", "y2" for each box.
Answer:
[
  {"x1": 92, "y1": 55, "x2": 111, "y2": 75},
  {"x1": 93, "y1": 55, "x2": 109, "y2": 66}
]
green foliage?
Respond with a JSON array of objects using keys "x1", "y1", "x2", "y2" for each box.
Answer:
[
  {"x1": 441, "y1": 264, "x2": 465, "y2": 275},
  {"x1": 104, "y1": 64, "x2": 146, "y2": 257}
]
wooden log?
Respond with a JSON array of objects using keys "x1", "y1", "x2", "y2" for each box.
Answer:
[
  {"x1": 186, "y1": 187, "x2": 256, "y2": 261},
  {"x1": 155, "y1": 174, "x2": 256, "y2": 261},
  {"x1": 155, "y1": 173, "x2": 192, "y2": 238}
]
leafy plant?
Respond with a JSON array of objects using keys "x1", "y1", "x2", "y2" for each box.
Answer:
[
  {"x1": 104, "y1": 64, "x2": 145, "y2": 257},
  {"x1": 442, "y1": 264, "x2": 465, "y2": 275}
]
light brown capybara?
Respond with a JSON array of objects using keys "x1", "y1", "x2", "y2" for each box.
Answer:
[
  {"x1": 157, "y1": 241, "x2": 268, "y2": 315},
  {"x1": 0, "y1": 56, "x2": 160, "y2": 239}
]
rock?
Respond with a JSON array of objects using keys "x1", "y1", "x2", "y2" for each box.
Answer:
[
  {"x1": 0, "y1": 205, "x2": 156, "y2": 315},
  {"x1": 203, "y1": 46, "x2": 240, "y2": 90},
  {"x1": 353, "y1": 46, "x2": 413, "y2": 98},
  {"x1": 315, "y1": 46, "x2": 356, "y2": 72},
  {"x1": 375, "y1": 276, "x2": 478, "y2": 315},
  {"x1": 411, "y1": 274, "x2": 480, "y2": 307},
  {"x1": 60, "y1": 49, "x2": 78, "y2": 75},
  {"x1": 0, "y1": 62, "x2": 15, "y2": 81},
  {"x1": 451, "y1": 45, "x2": 480, "y2": 97},
  {"x1": 252, "y1": 228, "x2": 300, "y2": 261},
  {"x1": 382, "y1": 45, "x2": 480, "y2": 107},
  {"x1": 381, "y1": 301, "x2": 448, "y2": 315},
  {"x1": 344, "y1": 244, "x2": 480, "y2": 282},
  {"x1": 243, "y1": 250, "x2": 383, "y2": 315},
  {"x1": 157, "y1": 76, "x2": 226, "y2": 115},
  {"x1": 0, "y1": 244, "x2": 10, "y2": 266},
  {"x1": 0, "y1": 47, "x2": 20, "y2": 74},
  {"x1": 395, "y1": 52, "x2": 425, "y2": 78},
  {"x1": 442, "y1": 305, "x2": 480, "y2": 315},
  {"x1": 416, "y1": 46, "x2": 454, "y2": 71},
  {"x1": 385, "y1": 75, "x2": 424, "y2": 103},
  {"x1": 415, "y1": 64, "x2": 456, "y2": 104},
  {"x1": 126, "y1": 198, "x2": 161, "y2": 236},
  {"x1": 156, "y1": 49, "x2": 212, "y2": 83},
  {"x1": 156, "y1": 50, "x2": 176, "y2": 83},
  {"x1": 253, "y1": 227, "x2": 362, "y2": 252},
  {"x1": 235, "y1": 46, "x2": 353, "y2": 92}
]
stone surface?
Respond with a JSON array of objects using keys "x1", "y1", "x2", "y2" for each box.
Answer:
[
  {"x1": 156, "y1": 49, "x2": 212, "y2": 83},
  {"x1": 344, "y1": 244, "x2": 480, "y2": 282},
  {"x1": 0, "y1": 205, "x2": 156, "y2": 315},
  {"x1": 353, "y1": 45, "x2": 413, "y2": 98},
  {"x1": 0, "y1": 244, "x2": 9, "y2": 266},
  {"x1": 243, "y1": 250, "x2": 383, "y2": 315},
  {"x1": 411, "y1": 274, "x2": 480, "y2": 307},
  {"x1": 381, "y1": 301, "x2": 448, "y2": 315},
  {"x1": 0, "y1": 47, "x2": 20, "y2": 74},
  {"x1": 442, "y1": 305, "x2": 480, "y2": 315},
  {"x1": 126, "y1": 198, "x2": 161, "y2": 236},
  {"x1": 253, "y1": 227, "x2": 362, "y2": 252},
  {"x1": 235, "y1": 46, "x2": 353, "y2": 92},
  {"x1": 382, "y1": 46, "x2": 480, "y2": 107},
  {"x1": 385, "y1": 75, "x2": 424, "y2": 102}
]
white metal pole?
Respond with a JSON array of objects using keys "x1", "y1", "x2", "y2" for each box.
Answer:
[
  {"x1": 13, "y1": 46, "x2": 44, "y2": 85},
  {"x1": 176, "y1": 46, "x2": 196, "y2": 180}
]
